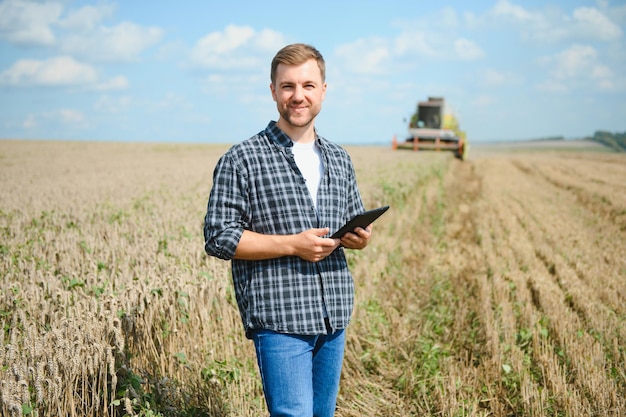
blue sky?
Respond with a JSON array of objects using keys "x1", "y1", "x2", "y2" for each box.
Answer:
[{"x1": 0, "y1": 0, "x2": 625, "y2": 144}]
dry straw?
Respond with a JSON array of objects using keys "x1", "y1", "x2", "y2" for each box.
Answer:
[{"x1": 1, "y1": 140, "x2": 625, "y2": 416}]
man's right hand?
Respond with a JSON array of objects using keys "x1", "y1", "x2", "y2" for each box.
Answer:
[
  {"x1": 293, "y1": 228, "x2": 341, "y2": 262},
  {"x1": 233, "y1": 228, "x2": 340, "y2": 262}
]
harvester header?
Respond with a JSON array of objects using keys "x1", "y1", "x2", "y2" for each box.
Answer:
[{"x1": 393, "y1": 96, "x2": 468, "y2": 160}]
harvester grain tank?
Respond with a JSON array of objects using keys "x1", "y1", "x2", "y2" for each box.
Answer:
[{"x1": 393, "y1": 97, "x2": 468, "y2": 160}]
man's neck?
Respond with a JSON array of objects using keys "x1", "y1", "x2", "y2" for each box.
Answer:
[{"x1": 276, "y1": 119, "x2": 316, "y2": 144}]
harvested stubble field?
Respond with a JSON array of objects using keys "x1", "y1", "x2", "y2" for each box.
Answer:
[{"x1": 1, "y1": 139, "x2": 625, "y2": 417}]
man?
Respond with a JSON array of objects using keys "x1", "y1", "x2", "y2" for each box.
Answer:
[{"x1": 203, "y1": 43, "x2": 372, "y2": 417}]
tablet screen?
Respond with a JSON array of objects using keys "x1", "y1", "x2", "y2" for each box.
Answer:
[{"x1": 330, "y1": 206, "x2": 390, "y2": 239}]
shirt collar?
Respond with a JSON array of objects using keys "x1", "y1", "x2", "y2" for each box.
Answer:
[{"x1": 266, "y1": 120, "x2": 324, "y2": 149}]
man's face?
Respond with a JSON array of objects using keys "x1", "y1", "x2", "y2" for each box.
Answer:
[{"x1": 270, "y1": 59, "x2": 326, "y2": 130}]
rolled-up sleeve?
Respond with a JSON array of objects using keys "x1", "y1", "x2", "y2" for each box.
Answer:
[{"x1": 204, "y1": 153, "x2": 248, "y2": 260}]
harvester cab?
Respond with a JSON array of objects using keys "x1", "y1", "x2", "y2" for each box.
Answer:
[{"x1": 393, "y1": 96, "x2": 468, "y2": 160}]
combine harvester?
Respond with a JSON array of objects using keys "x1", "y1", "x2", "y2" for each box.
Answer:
[{"x1": 393, "y1": 96, "x2": 468, "y2": 160}]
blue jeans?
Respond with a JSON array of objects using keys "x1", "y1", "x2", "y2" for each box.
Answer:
[{"x1": 251, "y1": 324, "x2": 346, "y2": 417}]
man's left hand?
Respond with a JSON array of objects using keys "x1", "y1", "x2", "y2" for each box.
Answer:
[{"x1": 339, "y1": 225, "x2": 372, "y2": 250}]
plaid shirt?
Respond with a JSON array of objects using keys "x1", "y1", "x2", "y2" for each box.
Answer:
[{"x1": 204, "y1": 121, "x2": 365, "y2": 337}]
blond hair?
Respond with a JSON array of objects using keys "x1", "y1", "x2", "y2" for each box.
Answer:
[{"x1": 271, "y1": 43, "x2": 326, "y2": 85}]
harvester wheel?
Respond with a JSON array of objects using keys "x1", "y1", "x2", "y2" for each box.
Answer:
[{"x1": 456, "y1": 140, "x2": 467, "y2": 160}]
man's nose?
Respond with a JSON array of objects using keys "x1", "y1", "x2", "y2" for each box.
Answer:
[{"x1": 292, "y1": 85, "x2": 304, "y2": 101}]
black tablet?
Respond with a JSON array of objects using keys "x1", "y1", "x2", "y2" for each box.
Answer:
[{"x1": 330, "y1": 206, "x2": 390, "y2": 239}]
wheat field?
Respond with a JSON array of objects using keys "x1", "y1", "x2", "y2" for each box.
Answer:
[{"x1": 1, "y1": 139, "x2": 624, "y2": 416}]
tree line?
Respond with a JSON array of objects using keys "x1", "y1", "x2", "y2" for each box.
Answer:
[{"x1": 588, "y1": 130, "x2": 626, "y2": 152}]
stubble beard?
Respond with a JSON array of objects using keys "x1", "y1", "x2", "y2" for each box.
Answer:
[{"x1": 279, "y1": 102, "x2": 320, "y2": 129}]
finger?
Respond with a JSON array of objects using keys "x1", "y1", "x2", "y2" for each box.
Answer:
[{"x1": 312, "y1": 227, "x2": 330, "y2": 237}]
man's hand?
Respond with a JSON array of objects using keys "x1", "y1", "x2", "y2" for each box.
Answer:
[
  {"x1": 293, "y1": 228, "x2": 341, "y2": 262},
  {"x1": 234, "y1": 228, "x2": 340, "y2": 262},
  {"x1": 339, "y1": 224, "x2": 372, "y2": 250}
]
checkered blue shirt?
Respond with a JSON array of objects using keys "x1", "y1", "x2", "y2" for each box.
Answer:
[{"x1": 204, "y1": 121, "x2": 365, "y2": 337}]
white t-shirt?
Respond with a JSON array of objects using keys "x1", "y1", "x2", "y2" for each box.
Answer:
[{"x1": 292, "y1": 140, "x2": 323, "y2": 211}]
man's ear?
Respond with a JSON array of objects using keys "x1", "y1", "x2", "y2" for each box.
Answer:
[{"x1": 270, "y1": 83, "x2": 277, "y2": 102}]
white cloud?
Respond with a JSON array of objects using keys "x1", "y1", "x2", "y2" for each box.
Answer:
[
  {"x1": 60, "y1": 22, "x2": 164, "y2": 62},
  {"x1": 571, "y1": 7, "x2": 622, "y2": 42},
  {"x1": 538, "y1": 44, "x2": 616, "y2": 92},
  {"x1": 93, "y1": 75, "x2": 129, "y2": 91},
  {"x1": 454, "y1": 38, "x2": 484, "y2": 60},
  {"x1": 589, "y1": 63, "x2": 616, "y2": 90},
  {"x1": 487, "y1": 1, "x2": 622, "y2": 43},
  {"x1": 0, "y1": 1, "x2": 163, "y2": 62},
  {"x1": 546, "y1": 44, "x2": 598, "y2": 79},
  {"x1": 198, "y1": 24, "x2": 254, "y2": 55},
  {"x1": 335, "y1": 38, "x2": 391, "y2": 75},
  {"x1": 471, "y1": 94, "x2": 496, "y2": 107},
  {"x1": 202, "y1": 73, "x2": 267, "y2": 99},
  {"x1": 481, "y1": 68, "x2": 523, "y2": 86},
  {"x1": 439, "y1": 6, "x2": 461, "y2": 29},
  {"x1": 491, "y1": 0, "x2": 535, "y2": 22},
  {"x1": 0, "y1": 56, "x2": 129, "y2": 91},
  {"x1": 57, "y1": 109, "x2": 85, "y2": 125},
  {"x1": 45, "y1": 108, "x2": 89, "y2": 130},
  {"x1": 536, "y1": 80, "x2": 568, "y2": 93},
  {"x1": 0, "y1": 0, "x2": 62, "y2": 46},
  {"x1": 22, "y1": 108, "x2": 89, "y2": 131},
  {"x1": 391, "y1": 14, "x2": 484, "y2": 63},
  {"x1": 94, "y1": 95, "x2": 133, "y2": 113},
  {"x1": 255, "y1": 27, "x2": 287, "y2": 51},
  {"x1": 153, "y1": 92, "x2": 191, "y2": 110},
  {"x1": 394, "y1": 31, "x2": 438, "y2": 58},
  {"x1": 0, "y1": 56, "x2": 97, "y2": 86},
  {"x1": 23, "y1": 114, "x2": 36, "y2": 129},
  {"x1": 155, "y1": 40, "x2": 188, "y2": 62},
  {"x1": 475, "y1": 2, "x2": 625, "y2": 94},
  {"x1": 58, "y1": 3, "x2": 116, "y2": 32},
  {"x1": 590, "y1": 65, "x2": 612, "y2": 80},
  {"x1": 604, "y1": 2, "x2": 626, "y2": 26},
  {"x1": 190, "y1": 25, "x2": 286, "y2": 70},
  {"x1": 329, "y1": 10, "x2": 487, "y2": 84}
]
